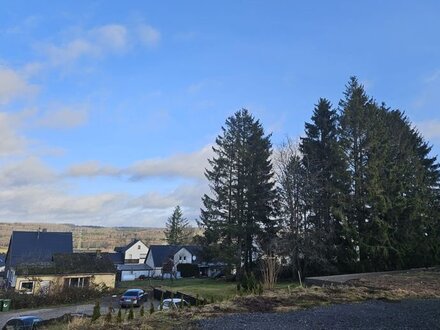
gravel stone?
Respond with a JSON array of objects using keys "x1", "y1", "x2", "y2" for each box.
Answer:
[{"x1": 198, "y1": 299, "x2": 440, "y2": 330}]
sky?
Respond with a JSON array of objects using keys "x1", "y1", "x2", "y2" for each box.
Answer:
[{"x1": 1, "y1": 1, "x2": 440, "y2": 227}]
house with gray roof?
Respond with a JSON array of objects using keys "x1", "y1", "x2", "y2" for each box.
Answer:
[
  {"x1": 114, "y1": 239, "x2": 149, "y2": 264},
  {"x1": 5, "y1": 230, "x2": 73, "y2": 288},
  {"x1": 5, "y1": 231, "x2": 117, "y2": 293},
  {"x1": 144, "y1": 245, "x2": 203, "y2": 277}
]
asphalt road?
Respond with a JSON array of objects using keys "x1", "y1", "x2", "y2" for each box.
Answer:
[
  {"x1": 198, "y1": 299, "x2": 440, "y2": 330},
  {"x1": 0, "y1": 295, "x2": 159, "y2": 327}
]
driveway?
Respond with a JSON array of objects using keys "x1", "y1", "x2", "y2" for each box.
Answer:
[{"x1": 198, "y1": 299, "x2": 440, "y2": 329}]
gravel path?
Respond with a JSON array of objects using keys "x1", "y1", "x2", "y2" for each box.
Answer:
[{"x1": 198, "y1": 299, "x2": 440, "y2": 330}]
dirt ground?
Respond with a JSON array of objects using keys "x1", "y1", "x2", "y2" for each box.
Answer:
[{"x1": 346, "y1": 267, "x2": 440, "y2": 296}]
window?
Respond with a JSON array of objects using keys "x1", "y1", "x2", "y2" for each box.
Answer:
[
  {"x1": 179, "y1": 256, "x2": 182, "y2": 261},
  {"x1": 183, "y1": 256, "x2": 186, "y2": 261},
  {"x1": 64, "y1": 277, "x2": 90, "y2": 288},
  {"x1": 138, "y1": 245, "x2": 141, "y2": 250},
  {"x1": 19, "y1": 281, "x2": 34, "y2": 294}
]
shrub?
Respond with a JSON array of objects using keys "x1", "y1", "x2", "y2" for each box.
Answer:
[
  {"x1": 149, "y1": 302, "x2": 155, "y2": 314},
  {"x1": 140, "y1": 305, "x2": 145, "y2": 317},
  {"x1": 116, "y1": 309, "x2": 122, "y2": 323},
  {"x1": 104, "y1": 308, "x2": 112, "y2": 323},
  {"x1": 127, "y1": 306, "x2": 134, "y2": 320},
  {"x1": 91, "y1": 301, "x2": 101, "y2": 322},
  {"x1": 4, "y1": 286, "x2": 107, "y2": 310}
]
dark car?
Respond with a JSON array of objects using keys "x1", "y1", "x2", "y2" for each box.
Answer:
[
  {"x1": 2, "y1": 316, "x2": 43, "y2": 330},
  {"x1": 119, "y1": 289, "x2": 146, "y2": 307}
]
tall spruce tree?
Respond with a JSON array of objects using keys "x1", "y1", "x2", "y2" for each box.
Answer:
[
  {"x1": 164, "y1": 206, "x2": 189, "y2": 245},
  {"x1": 339, "y1": 77, "x2": 440, "y2": 271},
  {"x1": 199, "y1": 109, "x2": 277, "y2": 273},
  {"x1": 338, "y1": 77, "x2": 375, "y2": 270},
  {"x1": 300, "y1": 98, "x2": 349, "y2": 274}
]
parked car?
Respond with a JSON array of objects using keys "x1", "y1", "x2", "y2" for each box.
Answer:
[
  {"x1": 119, "y1": 289, "x2": 146, "y2": 307},
  {"x1": 161, "y1": 298, "x2": 189, "y2": 310},
  {"x1": 2, "y1": 316, "x2": 43, "y2": 330}
]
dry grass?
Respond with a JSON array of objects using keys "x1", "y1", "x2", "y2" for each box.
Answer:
[{"x1": 44, "y1": 270, "x2": 440, "y2": 330}]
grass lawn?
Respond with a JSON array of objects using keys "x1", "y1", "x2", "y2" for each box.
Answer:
[{"x1": 118, "y1": 278, "x2": 299, "y2": 301}]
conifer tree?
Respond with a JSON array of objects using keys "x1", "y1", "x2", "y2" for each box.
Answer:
[
  {"x1": 300, "y1": 98, "x2": 349, "y2": 273},
  {"x1": 199, "y1": 109, "x2": 278, "y2": 273},
  {"x1": 164, "y1": 205, "x2": 189, "y2": 245}
]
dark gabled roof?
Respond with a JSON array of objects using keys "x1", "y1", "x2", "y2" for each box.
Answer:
[
  {"x1": 6, "y1": 231, "x2": 73, "y2": 268},
  {"x1": 118, "y1": 263, "x2": 152, "y2": 271},
  {"x1": 114, "y1": 239, "x2": 145, "y2": 253},
  {"x1": 102, "y1": 252, "x2": 124, "y2": 264},
  {"x1": 146, "y1": 245, "x2": 203, "y2": 267},
  {"x1": 15, "y1": 252, "x2": 116, "y2": 276},
  {"x1": 146, "y1": 245, "x2": 179, "y2": 267}
]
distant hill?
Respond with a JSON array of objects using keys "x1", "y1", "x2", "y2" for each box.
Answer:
[{"x1": 0, "y1": 222, "x2": 167, "y2": 252}]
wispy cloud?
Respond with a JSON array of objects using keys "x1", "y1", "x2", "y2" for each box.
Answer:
[
  {"x1": 137, "y1": 24, "x2": 161, "y2": 47},
  {"x1": 37, "y1": 106, "x2": 89, "y2": 129},
  {"x1": 0, "y1": 111, "x2": 31, "y2": 157},
  {"x1": 0, "y1": 66, "x2": 39, "y2": 104},
  {"x1": 65, "y1": 145, "x2": 213, "y2": 180},
  {"x1": 66, "y1": 161, "x2": 121, "y2": 177},
  {"x1": 40, "y1": 23, "x2": 160, "y2": 67}
]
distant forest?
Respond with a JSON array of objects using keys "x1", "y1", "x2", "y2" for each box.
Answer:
[
  {"x1": 0, "y1": 222, "x2": 166, "y2": 252},
  {"x1": 198, "y1": 77, "x2": 440, "y2": 277}
]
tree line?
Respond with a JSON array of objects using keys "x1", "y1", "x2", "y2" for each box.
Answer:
[{"x1": 196, "y1": 77, "x2": 440, "y2": 278}]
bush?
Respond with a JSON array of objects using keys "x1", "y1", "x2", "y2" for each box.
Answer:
[
  {"x1": 140, "y1": 305, "x2": 145, "y2": 317},
  {"x1": 91, "y1": 301, "x2": 101, "y2": 322},
  {"x1": 104, "y1": 307, "x2": 112, "y2": 323},
  {"x1": 177, "y1": 263, "x2": 199, "y2": 277},
  {"x1": 240, "y1": 271, "x2": 262, "y2": 294},
  {"x1": 116, "y1": 309, "x2": 122, "y2": 323},
  {"x1": 149, "y1": 302, "x2": 155, "y2": 314},
  {"x1": 4, "y1": 286, "x2": 108, "y2": 310},
  {"x1": 127, "y1": 306, "x2": 134, "y2": 320}
]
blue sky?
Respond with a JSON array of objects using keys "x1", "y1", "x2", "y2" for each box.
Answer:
[{"x1": 1, "y1": 1, "x2": 439, "y2": 227}]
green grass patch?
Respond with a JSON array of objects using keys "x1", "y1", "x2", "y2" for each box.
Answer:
[{"x1": 118, "y1": 278, "x2": 299, "y2": 301}]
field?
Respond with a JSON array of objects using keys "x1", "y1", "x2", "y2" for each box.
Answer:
[
  {"x1": 118, "y1": 278, "x2": 300, "y2": 301},
  {"x1": 0, "y1": 222, "x2": 167, "y2": 252}
]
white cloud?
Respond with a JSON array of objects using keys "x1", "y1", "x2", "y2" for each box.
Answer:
[
  {"x1": 137, "y1": 24, "x2": 161, "y2": 47},
  {"x1": 65, "y1": 145, "x2": 214, "y2": 180},
  {"x1": 66, "y1": 161, "x2": 120, "y2": 177},
  {"x1": 416, "y1": 120, "x2": 440, "y2": 140},
  {"x1": 37, "y1": 106, "x2": 89, "y2": 129},
  {"x1": 91, "y1": 24, "x2": 128, "y2": 51},
  {"x1": 44, "y1": 38, "x2": 99, "y2": 66},
  {"x1": 0, "y1": 66, "x2": 38, "y2": 104},
  {"x1": 128, "y1": 145, "x2": 213, "y2": 180},
  {"x1": 41, "y1": 23, "x2": 160, "y2": 66},
  {"x1": 0, "y1": 112, "x2": 29, "y2": 157},
  {"x1": 0, "y1": 157, "x2": 56, "y2": 187}
]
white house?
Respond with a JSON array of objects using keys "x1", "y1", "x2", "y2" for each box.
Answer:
[
  {"x1": 114, "y1": 239, "x2": 149, "y2": 264},
  {"x1": 144, "y1": 245, "x2": 202, "y2": 277}
]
